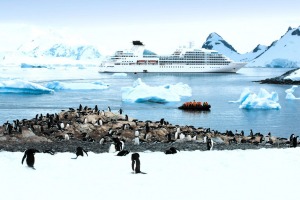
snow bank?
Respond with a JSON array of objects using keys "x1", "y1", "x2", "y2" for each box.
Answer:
[
  {"x1": 121, "y1": 78, "x2": 192, "y2": 103},
  {"x1": 284, "y1": 69, "x2": 300, "y2": 81},
  {"x1": 1, "y1": 148, "x2": 300, "y2": 200},
  {"x1": 285, "y1": 85, "x2": 300, "y2": 100},
  {"x1": 230, "y1": 88, "x2": 281, "y2": 109},
  {"x1": 45, "y1": 80, "x2": 109, "y2": 90},
  {"x1": 0, "y1": 79, "x2": 54, "y2": 94}
]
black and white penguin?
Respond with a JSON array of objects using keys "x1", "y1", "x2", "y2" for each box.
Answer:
[
  {"x1": 116, "y1": 150, "x2": 130, "y2": 156},
  {"x1": 108, "y1": 143, "x2": 116, "y2": 153},
  {"x1": 21, "y1": 148, "x2": 39, "y2": 169},
  {"x1": 292, "y1": 135, "x2": 298, "y2": 148},
  {"x1": 164, "y1": 147, "x2": 179, "y2": 154},
  {"x1": 134, "y1": 130, "x2": 140, "y2": 145},
  {"x1": 290, "y1": 134, "x2": 295, "y2": 145},
  {"x1": 131, "y1": 153, "x2": 143, "y2": 174},
  {"x1": 113, "y1": 138, "x2": 124, "y2": 151},
  {"x1": 119, "y1": 108, "x2": 123, "y2": 115},
  {"x1": 207, "y1": 138, "x2": 214, "y2": 151},
  {"x1": 72, "y1": 147, "x2": 88, "y2": 159}
]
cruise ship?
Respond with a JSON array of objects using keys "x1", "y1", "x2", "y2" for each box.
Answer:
[{"x1": 99, "y1": 41, "x2": 246, "y2": 73}]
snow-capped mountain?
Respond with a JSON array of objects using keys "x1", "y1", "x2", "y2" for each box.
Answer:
[
  {"x1": 239, "y1": 44, "x2": 268, "y2": 62},
  {"x1": 201, "y1": 32, "x2": 268, "y2": 63},
  {"x1": 1, "y1": 31, "x2": 102, "y2": 66},
  {"x1": 201, "y1": 27, "x2": 300, "y2": 68},
  {"x1": 201, "y1": 32, "x2": 241, "y2": 61},
  {"x1": 248, "y1": 26, "x2": 300, "y2": 67},
  {"x1": 17, "y1": 34, "x2": 101, "y2": 60}
]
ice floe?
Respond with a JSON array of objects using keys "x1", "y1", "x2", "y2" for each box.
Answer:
[
  {"x1": 229, "y1": 88, "x2": 281, "y2": 109},
  {"x1": 121, "y1": 78, "x2": 192, "y2": 103}
]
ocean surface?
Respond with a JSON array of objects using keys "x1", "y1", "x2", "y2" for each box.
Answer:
[{"x1": 0, "y1": 66, "x2": 298, "y2": 138}]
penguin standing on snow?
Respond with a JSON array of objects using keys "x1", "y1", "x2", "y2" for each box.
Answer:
[
  {"x1": 207, "y1": 138, "x2": 214, "y2": 151},
  {"x1": 21, "y1": 148, "x2": 39, "y2": 169},
  {"x1": 72, "y1": 147, "x2": 88, "y2": 159},
  {"x1": 131, "y1": 153, "x2": 145, "y2": 174}
]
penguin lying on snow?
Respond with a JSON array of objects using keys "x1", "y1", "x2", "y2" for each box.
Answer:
[
  {"x1": 164, "y1": 147, "x2": 179, "y2": 154},
  {"x1": 131, "y1": 153, "x2": 146, "y2": 174},
  {"x1": 72, "y1": 147, "x2": 88, "y2": 159},
  {"x1": 22, "y1": 148, "x2": 39, "y2": 169},
  {"x1": 116, "y1": 150, "x2": 130, "y2": 156}
]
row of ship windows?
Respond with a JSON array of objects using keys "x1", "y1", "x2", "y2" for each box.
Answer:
[
  {"x1": 160, "y1": 58, "x2": 227, "y2": 61},
  {"x1": 160, "y1": 62, "x2": 230, "y2": 64},
  {"x1": 160, "y1": 66, "x2": 222, "y2": 68},
  {"x1": 115, "y1": 62, "x2": 229, "y2": 65}
]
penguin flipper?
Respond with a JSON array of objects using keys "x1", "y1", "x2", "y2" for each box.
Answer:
[{"x1": 21, "y1": 154, "x2": 26, "y2": 165}]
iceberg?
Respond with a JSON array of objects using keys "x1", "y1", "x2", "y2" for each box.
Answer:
[
  {"x1": 0, "y1": 79, "x2": 54, "y2": 94},
  {"x1": 122, "y1": 78, "x2": 192, "y2": 103},
  {"x1": 45, "y1": 80, "x2": 109, "y2": 90},
  {"x1": 285, "y1": 85, "x2": 300, "y2": 100},
  {"x1": 20, "y1": 63, "x2": 47, "y2": 69},
  {"x1": 229, "y1": 88, "x2": 281, "y2": 110}
]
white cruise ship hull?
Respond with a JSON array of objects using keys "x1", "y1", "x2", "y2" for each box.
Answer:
[{"x1": 99, "y1": 62, "x2": 246, "y2": 73}]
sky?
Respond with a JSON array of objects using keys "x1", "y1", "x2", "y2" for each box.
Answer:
[{"x1": 0, "y1": 0, "x2": 299, "y2": 55}]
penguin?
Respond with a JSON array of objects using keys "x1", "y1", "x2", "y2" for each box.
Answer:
[
  {"x1": 99, "y1": 137, "x2": 105, "y2": 144},
  {"x1": 131, "y1": 153, "x2": 146, "y2": 174},
  {"x1": 116, "y1": 150, "x2": 130, "y2": 156},
  {"x1": 164, "y1": 147, "x2": 179, "y2": 154},
  {"x1": 108, "y1": 106, "x2": 111, "y2": 112},
  {"x1": 64, "y1": 134, "x2": 70, "y2": 140},
  {"x1": 108, "y1": 143, "x2": 116, "y2": 153},
  {"x1": 207, "y1": 138, "x2": 214, "y2": 150},
  {"x1": 72, "y1": 147, "x2": 88, "y2": 159},
  {"x1": 134, "y1": 136, "x2": 140, "y2": 145},
  {"x1": 119, "y1": 108, "x2": 123, "y2": 115},
  {"x1": 134, "y1": 130, "x2": 140, "y2": 145},
  {"x1": 292, "y1": 136, "x2": 298, "y2": 148},
  {"x1": 113, "y1": 138, "x2": 124, "y2": 151},
  {"x1": 290, "y1": 134, "x2": 295, "y2": 147},
  {"x1": 21, "y1": 148, "x2": 39, "y2": 169},
  {"x1": 43, "y1": 149, "x2": 55, "y2": 155}
]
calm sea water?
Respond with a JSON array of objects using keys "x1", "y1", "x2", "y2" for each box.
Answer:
[{"x1": 0, "y1": 67, "x2": 298, "y2": 138}]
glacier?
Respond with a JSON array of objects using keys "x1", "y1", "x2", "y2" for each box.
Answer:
[
  {"x1": 229, "y1": 88, "x2": 281, "y2": 110},
  {"x1": 121, "y1": 78, "x2": 192, "y2": 103},
  {"x1": 0, "y1": 79, "x2": 54, "y2": 94},
  {"x1": 45, "y1": 81, "x2": 109, "y2": 90},
  {"x1": 285, "y1": 85, "x2": 300, "y2": 100}
]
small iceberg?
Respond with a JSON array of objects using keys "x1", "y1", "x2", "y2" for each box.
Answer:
[
  {"x1": 20, "y1": 63, "x2": 47, "y2": 68},
  {"x1": 122, "y1": 78, "x2": 192, "y2": 103},
  {"x1": 285, "y1": 85, "x2": 300, "y2": 100},
  {"x1": 229, "y1": 88, "x2": 281, "y2": 110},
  {"x1": 45, "y1": 80, "x2": 109, "y2": 90},
  {"x1": 0, "y1": 79, "x2": 54, "y2": 94}
]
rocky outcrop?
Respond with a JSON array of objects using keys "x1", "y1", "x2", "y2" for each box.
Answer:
[{"x1": 258, "y1": 68, "x2": 300, "y2": 84}]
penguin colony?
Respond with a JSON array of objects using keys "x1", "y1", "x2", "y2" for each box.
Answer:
[{"x1": 0, "y1": 104, "x2": 298, "y2": 162}]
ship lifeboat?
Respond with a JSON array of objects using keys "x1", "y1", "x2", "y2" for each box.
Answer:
[
  {"x1": 137, "y1": 60, "x2": 146, "y2": 64},
  {"x1": 178, "y1": 101, "x2": 211, "y2": 111}
]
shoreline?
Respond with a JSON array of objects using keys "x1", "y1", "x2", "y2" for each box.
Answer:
[{"x1": 0, "y1": 105, "x2": 294, "y2": 153}]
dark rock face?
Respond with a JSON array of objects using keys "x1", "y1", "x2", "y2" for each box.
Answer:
[
  {"x1": 252, "y1": 45, "x2": 262, "y2": 53},
  {"x1": 258, "y1": 68, "x2": 300, "y2": 85},
  {"x1": 291, "y1": 28, "x2": 300, "y2": 36},
  {"x1": 202, "y1": 33, "x2": 237, "y2": 53}
]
